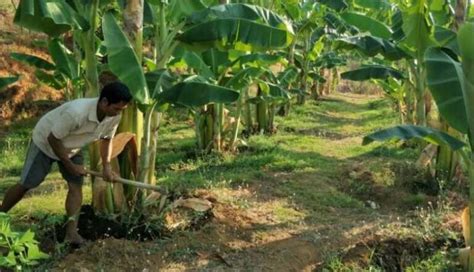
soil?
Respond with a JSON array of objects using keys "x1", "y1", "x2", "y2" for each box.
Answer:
[{"x1": 342, "y1": 236, "x2": 463, "y2": 271}]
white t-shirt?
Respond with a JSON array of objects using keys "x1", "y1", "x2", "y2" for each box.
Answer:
[{"x1": 32, "y1": 98, "x2": 121, "y2": 160}]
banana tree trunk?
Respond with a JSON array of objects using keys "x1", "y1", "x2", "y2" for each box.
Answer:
[
  {"x1": 114, "y1": 0, "x2": 145, "y2": 209},
  {"x1": 230, "y1": 89, "x2": 245, "y2": 151},
  {"x1": 244, "y1": 87, "x2": 253, "y2": 133},
  {"x1": 331, "y1": 68, "x2": 339, "y2": 93}
]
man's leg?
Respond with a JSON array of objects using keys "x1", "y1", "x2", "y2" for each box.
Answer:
[
  {"x1": 59, "y1": 152, "x2": 85, "y2": 245},
  {"x1": 1, "y1": 143, "x2": 51, "y2": 212},
  {"x1": 64, "y1": 182, "x2": 84, "y2": 244},
  {"x1": 0, "y1": 184, "x2": 29, "y2": 212}
]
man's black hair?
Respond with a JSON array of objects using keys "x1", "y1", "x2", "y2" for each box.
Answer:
[{"x1": 99, "y1": 82, "x2": 133, "y2": 104}]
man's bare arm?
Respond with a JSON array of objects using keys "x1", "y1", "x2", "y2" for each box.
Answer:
[
  {"x1": 47, "y1": 133, "x2": 85, "y2": 176},
  {"x1": 100, "y1": 138, "x2": 115, "y2": 182}
]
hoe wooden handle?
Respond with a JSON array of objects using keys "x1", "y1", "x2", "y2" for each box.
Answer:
[{"x1": 85, "y1": 170, "x2": 166, "y2": 193}]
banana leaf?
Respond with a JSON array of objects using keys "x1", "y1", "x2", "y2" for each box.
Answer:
[
  {"x1": 277, "y1": 66, "x2": 299, "y2": 88},
  {"x1": 434, "y1": 26, "x2": 459, "y2": 56},
  {"x1": 225, "y1": 67, "x2": 267, "y2": 89},
  {"x1": 354, "y1": 0, "x2": 391, "y2": 10},
  {"x1": 35, "y1": 70, "x2": 66, "y2": 90},
  {"x1": 102, "y1": 12, "x2": 149, "y2": 104},
  {"x1": 157, "y1": 81, "x2": 239, "y2": 107},
  {"x1": 145, "y1": 69, "x2": 176, "y2": 99},
  {"x1": 166, "y1": 0, "x2": 207, "y2": 23},
  {"x1": 178, "y1": 4, "x2": 294, "y2": 51},
  {"x1": 201, "y1": 49, "x2": 230, "y2": 76},
  {"x1": 401, "y1": 1, "x2": 435, "y2": 56},
  {"x1": 10, "y1": 53, "x2": 55, "y2": 70},
  {"x1": 391, "y1": 9, "x2": 405, "y2": 42},
  {"x1": 308, "y1": 71, "x2": 326, "y2": 83},
  {"x1": 0, "y1": 76, "x2": 19, "y2": 90},
  {"x1": 234, "y1": 53, "x2": 283, "y2": 68},
  {"x1": 317, "y1": 0, "x2": 348, "y2": 11},
  {"x1": 341, "y1": 11, "x2": 392, "y2": 39},
  {"x1": 335, "y1": 35, "x2": 410, "y2": 61},
  {"x1": 171, "y1": 46, "x2": 215, "y2": 79},
  {"x1": 48, "y1": 39, "x2": 79, "y2": 79},
  {"x1": 14, "y1": 0, "x2": 89, "y2": 36},
  {"x1": 363, "y1": 125, "x2": 466, "y2": 150},
  {"x1": 314, "y1": 52, "x2": 346, "y2": 68},
  {"x1": 424, "y1": 47, "x2": 468, "y2": 134},
  {"x1": 341, "y1": 65, "x2": 405, "y2": 81}
]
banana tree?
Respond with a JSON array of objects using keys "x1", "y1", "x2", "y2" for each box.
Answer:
[
  {"x1": 101, "y1": 11, "x2": 240, "y2": 206},
  {"x1": 175, "y1": 3, "x2": 294, "y2": 151},
  {"x1": 364, "y1": 22, "x2": 474, "y2": 270}
]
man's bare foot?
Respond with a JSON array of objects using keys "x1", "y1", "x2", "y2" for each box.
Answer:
[{"x1": 64, "y1": 232, "x2": 86, "y2": 248}]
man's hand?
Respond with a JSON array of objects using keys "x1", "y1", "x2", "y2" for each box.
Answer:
[
  {"x1": 65, "y1": 162, "x2": 87, "y2": 177},
  {"x1": 102, "y1": 163, "x2": 116, "y2": 183}
]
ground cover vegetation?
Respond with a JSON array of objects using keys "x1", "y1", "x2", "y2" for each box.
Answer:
[{"x1": 0, "y1": 0, "x2": 474, "y2": 270}]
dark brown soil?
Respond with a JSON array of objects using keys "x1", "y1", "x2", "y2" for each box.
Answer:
[{"x1": 342, "y1": 236, "x2": 463, "y2": 271}]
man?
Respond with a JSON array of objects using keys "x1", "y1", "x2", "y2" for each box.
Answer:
[{"x1": 0, "y1": 82, "x2": 132, "y2": 246}]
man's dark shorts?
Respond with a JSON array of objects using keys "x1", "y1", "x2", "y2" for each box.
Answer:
[{"x1": 19, "y1": 142, "x2": 84, "y2": 189}]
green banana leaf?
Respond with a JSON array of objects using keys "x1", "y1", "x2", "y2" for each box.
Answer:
[
  {"x1": 35, "y1": 70, "x2": 66, "y2": 90},
  {"x1": 335, "y1": 35, "x2": 410, "y2": 61},
  {"x1": 277, "y1": 66, "x2": 299, "y2": 88},
  {"x1": 157, "y1": 81, "x2": 239, "y2": 107},
  {"x1": 424, "y1": 47, "x2": 467, "y2": 134},
  {"x1": 171, "y1": 46, "x2": 215, "y2": 79},
  {"x1": 248, "y1": 81, "x2": 290, "y2": 104},
  {"x1": 317, "y1": 0, "x2": 348, "y2": 11},
  {"x1": 324, "y1": 12, "x2": 356, "y2": 34},
  {"x1": 434, "y1": 26, "x2": 459, "y2": 56},
  {"x1": 340, "y1": 11, "x2": 392, "y2": 39},
  {"x1": 178, "y1": 4, "x2": 294, "y2": 51},
  {"x1": 234, "y1": 53, "x2": 282, "y2": 68},
  {"x1": 401, "y1": 1, "x2": 435, "y2": 57},
  {"x1": 102, "y1": 12, "x2": 149, "y2": 104},
  {"x1": 281, "y1": 0, "x2": 301, "y2": 20},
  {"x1": 10, "y1": 53, "x2": 55, "y2": 70},
  {"x1": 145, "y1": 69, "x2": 176, "y2": 99},
  {"x1": 341, "y1": 65, "x2": 405, "y2": 81},
  {"x1": 225, "y1": 67, "x2": 267, "y2": 89},
  {"x1": 363, "y1": 125, "x2": 466, "y2": 150},
  {"x1": 354, "y1": 0, "x2": 391, "y2": 10},
  {"x1": 201, "y1": 49, "x2": 230, "y2": 76},
  {"x1": 429, "y1": 0, "x2": 452, "y2": 26},
  {"x1": 0, "y1": 76, "x2": 19, "y2": 90},
  {"x1": 314, "y1": 52, "x2": 346, "y2": 68},
  {"x1": 48, "y1": 39, "x2": 79, "y2": 79},
  {"x1": 308, "y1": 71, "x2": 326, "y2": 83},
  {"x1": 391, "y1": 9, "x2": 405, "y2": 42},
  {"x1": 166, "y1": 0, "x2": 207, "y2": 23},
  {"x1": 14, "y1": 0, "x2": 89, "y2": 36}
]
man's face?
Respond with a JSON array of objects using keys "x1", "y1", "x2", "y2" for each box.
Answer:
[{"x1": 100, "y1": 99, "x2": 129, "y2": 117}]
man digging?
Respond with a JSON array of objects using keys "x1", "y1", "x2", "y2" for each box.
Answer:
[{"x1": 0, "y1": 82, "x2": 132, "y2": 246}]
